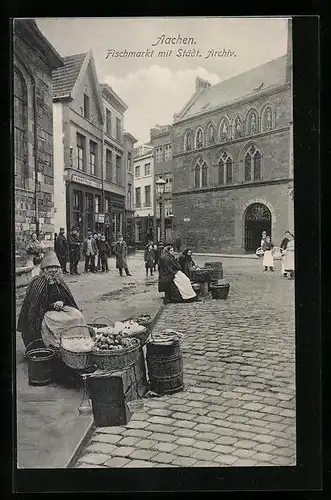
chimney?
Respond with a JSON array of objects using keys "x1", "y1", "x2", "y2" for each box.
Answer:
[
  {"x1": 195, "y1": 77, "x2": 211, "y2": 93},
  {"x1": 286, "y1": 18, "x2": 292, "y2": 83}
]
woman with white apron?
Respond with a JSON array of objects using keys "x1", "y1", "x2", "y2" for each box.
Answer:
[
  {"x1": 280, "y1": 231, "x2": 291, "y2": 277},
  {"x1": 262, "y1": 236, "x2": 275, "y2": 272}
]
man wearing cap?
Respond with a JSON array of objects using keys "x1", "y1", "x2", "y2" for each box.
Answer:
[
  {"x1": 55, "y1": 227, "x2": 69, "y2": 274},
  {"x1": 69, "y1": 227, "x2": 81, "y2": 275},
  {"x1": 17, "y1": 251, "x2": 86, "y2": 349}
]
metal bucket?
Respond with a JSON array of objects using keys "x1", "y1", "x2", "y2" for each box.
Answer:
[{"x1": 26, "y1": 347, "x2": 55, "y2": 386}]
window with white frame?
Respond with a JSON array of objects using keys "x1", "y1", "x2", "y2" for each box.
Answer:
[
  {"x1": 244, "y1": 145, "x2": 262, "y2": 182},
  {"x1": 164, "y1": 199, "x2": 173, "y2": 216},
  {"x1": 196, "y1": 128, "x2": 204, "y2": 148},
  {"x1": 185, "y1": 131, "x2": 193, "y2": 151},
  {"x1": 89, "y1": 141, "x2": 97, "y2": 175},
  {"x1": 135, "y1": 187, "x2": 141, "y2": 208},
  {"x1": 144, "y1": 185, "x2": 151, "y2": 207},
  {"x1": 155, "y1": 146, "x2": 163, "y2": 163},
  {"x1": 127, "y1": 151, "x2": 132, "y2": 171},
  {"x1": 218, "y1": 152, "x2": 233, "y2": 185},
  {"x1": 116, "y1": 155, "x2": 121, "y2": 184},
  {"x1": 164, "y1": 174, "x2": 172, "y2": 192},
  {"x1": 105, "y1": 149, "x2": 112, "y2": 181},
  {"x1": 135, "y1": 165, "x2": 141, "y2": 177},
  {"x1": 144, "y1": 163, "x2": 151, "y2": 176},
  {"x1": 106, "y1": 108, "x2": 112, "y2": 136},
  {"x1": 164, "y1": 144, "x2": 172, "y2": 162},
  {"x1": 76, "y1": 133, "x2": 85, "y2": 171}
]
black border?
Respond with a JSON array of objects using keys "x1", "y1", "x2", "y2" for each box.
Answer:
[{"x1": 4, "y1": 14, "x2": 322, "y2": 494}]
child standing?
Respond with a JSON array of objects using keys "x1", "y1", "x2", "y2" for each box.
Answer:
[
  {"x1": 262, "y1": 236, "x2": 275, "y2": 271},
  {"x1": 144, "y1": 243, "x2": 154, "y2": 276},
  {"x1": 99, "y1": 235, "x2": 111, "y2": 272}
]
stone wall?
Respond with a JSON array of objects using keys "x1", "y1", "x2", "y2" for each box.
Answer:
[{"x1": 14, "y1": 29, "x2": 56, "y2": 265}]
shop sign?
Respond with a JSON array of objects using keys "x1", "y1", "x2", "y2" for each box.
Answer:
[
  {"x1": 183, "y1": 217, "x2": 191, "y2": 222},
  {"x1": 98, "y1": 213, "x2": 105, "y2": 223},
  {"x1": 71, "y1": 174, "x2": 102, "y2": 190}
]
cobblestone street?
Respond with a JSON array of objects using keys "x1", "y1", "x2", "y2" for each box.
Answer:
[{"x1": 74, "y1": 255, "x2": 296, "y2": 468}]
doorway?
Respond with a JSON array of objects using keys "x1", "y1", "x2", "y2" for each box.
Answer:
[{"x1": 244, "y1": 203, "x2": 271, "y2": 252}]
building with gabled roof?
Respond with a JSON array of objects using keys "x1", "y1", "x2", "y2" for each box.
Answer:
[{"x1": 171, "y1": 20, "x2": 293, "y2": 254}]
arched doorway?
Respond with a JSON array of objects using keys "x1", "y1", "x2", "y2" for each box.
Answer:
[{"x1": 244, "y1": 203, "x2": 271, "y2": 252}]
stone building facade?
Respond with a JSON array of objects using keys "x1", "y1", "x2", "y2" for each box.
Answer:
[
  {"x1": 124, "y1": 131, "x2": 137, "y2": 245},
  {"x1": 13, "y1": 19, "x2": 63, "y2": 264},
  {"x1": 52, "y1": 51, "x2": 105, "y2": 240},
  {"x1": 172, "y1": 46, "x2": 293, "y2": 253},
  {"x1": 133, "y1": 145, "x2": 154, "y2": 245},
  {"x1": 150, "y1": 125, "x2": 174, "y2": 244}
]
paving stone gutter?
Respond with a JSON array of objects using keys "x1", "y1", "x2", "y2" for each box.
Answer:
[{"x1": 66, "y1": 301, "x2": 165, "y2": 468}]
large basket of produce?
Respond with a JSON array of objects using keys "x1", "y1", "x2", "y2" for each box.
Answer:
[
  {"x1": 60, "y1": 325, "x2": 94, "y2": 370},
  {"x1": 87, "y1": 316, "x2": 115, "y2": 339},
  {"x1": 91, "y1": 328, "x2": 140, "y2": 371},
  {"x1": 204, "y1": 262, "x2": 224, "y2": 281}
]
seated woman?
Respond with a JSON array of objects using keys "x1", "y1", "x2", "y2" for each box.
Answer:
[
  {"x1": 158, "y1": 245, "x2": 197, "y2": 304},
  {"x1": 178, "y1": 248, "x2": 196, "y2": 280},
  {"x1": 17, "y1": 250, "x2": 86, "y2": 350}
]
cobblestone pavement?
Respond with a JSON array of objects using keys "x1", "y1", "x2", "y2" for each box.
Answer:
[{"x1": 74, "y1": 256, "x2": 296, "y2": 468}]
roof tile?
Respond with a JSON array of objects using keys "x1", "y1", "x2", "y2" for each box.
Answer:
[{"x1": 52, "y1": 52, "x2": 87, "y2": 99}]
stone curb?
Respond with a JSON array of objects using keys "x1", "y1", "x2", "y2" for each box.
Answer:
[
  {"x1": 66, "y1": 300, "x2": 165, "y2": 469},
  {"x1": 135, "y1": 250, "x2": 257, "y2": 260},
  {"x1": 66, "y1": 419, "x2": 96, "y2": 468}
]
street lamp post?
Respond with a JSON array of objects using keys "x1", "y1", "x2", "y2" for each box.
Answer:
[{"x1": 155, "y1": 176, "x2": 166, "y2": 244}]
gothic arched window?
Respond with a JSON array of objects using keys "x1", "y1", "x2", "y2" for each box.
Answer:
[
  {"x1": 195, "y1": 128, "x2": 204, "y2": 149},
  {"x1": 185, "y1": 130, "x2": 193, "y2": 151},
  {"x1": 194, "y1": 157, "x2": 208, "y2": 188},
  {"x1": 244, "y1": 145, "x2": 262, "y2": 182},
  {"x1": 262, "y1": 105, "x2": 273, "y2": 131},
  {"x1": 14, "y1": 68, "x2": 28, "y2": 189},
  {"x1": 219, "y1": 118, "x2": 230, "y2": 142},
  {"x1": 218, "y1": 151, "x2": 233, "y2": 185}
]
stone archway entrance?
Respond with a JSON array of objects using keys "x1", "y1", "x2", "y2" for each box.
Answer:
[{"x1": 244, "y1": 203, "x2": 271, "y2": 252}]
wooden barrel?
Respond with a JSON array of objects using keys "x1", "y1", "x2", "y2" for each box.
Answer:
[
  {"x1": 204, "y1": 261, "x2": 224, "y2": 281},
  {"x1": 146, "y1": 340, "x2": 184, "y2": 395}
]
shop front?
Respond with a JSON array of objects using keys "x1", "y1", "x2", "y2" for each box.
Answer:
[{"x1": 67, "y1": 174, "x2": 125, "y2": 242}]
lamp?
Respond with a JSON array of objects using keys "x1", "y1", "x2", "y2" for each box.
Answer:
[{"x1": 155, "y1": 176, "x2": 166, "y2": 243}]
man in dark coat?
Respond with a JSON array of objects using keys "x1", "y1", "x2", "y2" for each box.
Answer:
[
  {"x1": 114, "y1": 235, "x2": 132, "y2": 276},
  {"x1": 17, "y1": 251, "x2": 81, "y2": 348},
  {"x1": 69, "y1": 227, "x2": 81, "y2": 275},
  {"x1": 55, "y1": 228, "x2": 69, "y2": 273}
]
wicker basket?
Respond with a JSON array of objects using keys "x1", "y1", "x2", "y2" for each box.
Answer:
[
  {"x1": 91, "y1": 338, "x2": 140, "y2": 371},
  {"x1": 60, "y1": 325, "x2": 93, "y2": 370},
  {"x1": 87, "y1": 315, "x2": 115, "y2": 339},
  {"x1": 191, "y1": 268, "x2": 210, "y2": 284}
]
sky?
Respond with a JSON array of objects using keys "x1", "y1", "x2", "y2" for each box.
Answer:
[{"x1": 35, "y1": 17, "x2": 289, "y2": 145}]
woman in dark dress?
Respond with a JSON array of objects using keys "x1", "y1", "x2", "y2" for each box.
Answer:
[
  {"x1": 178, "y1": 248, "x2": 196, "y2": 280},
  {"x1": 158, "y1": 245, "x2": 197, "y2": 304},
  {"x1": 17, "y1": 251, "x2": 85, "y2": 349}
]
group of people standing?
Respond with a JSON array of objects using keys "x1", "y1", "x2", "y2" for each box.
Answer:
[
  {"x1": 53, "y1": 228, "x2": 132, "y2": 277},
  {"x1": 259, "y1": 230, "x2": 295, "y2": 279}
]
